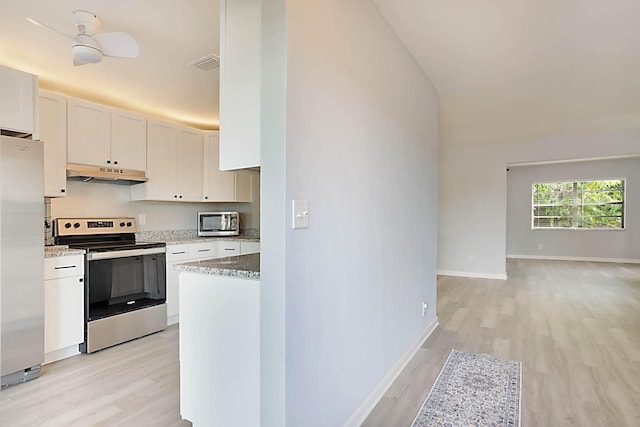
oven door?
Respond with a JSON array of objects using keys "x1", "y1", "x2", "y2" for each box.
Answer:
[{"x1": 85, "y1": 247, "x2": 166, "y2": 321}]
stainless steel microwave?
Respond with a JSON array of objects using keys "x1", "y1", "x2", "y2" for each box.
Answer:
[{"x1": 198, "y1": 212, "x2": 240, "y2": 237}]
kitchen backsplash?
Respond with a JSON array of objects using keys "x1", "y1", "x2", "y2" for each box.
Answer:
[{"x1": 44, "y1": 198, "x2": 53, "y2": 246}]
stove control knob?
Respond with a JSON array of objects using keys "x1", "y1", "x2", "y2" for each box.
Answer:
[
  {"x1": 64, "y1": 222, "x2": 72, "y2": 229},
  {"x1": 127, "y1": 222, "x2": 133, "y2": 227},
  {"x1": 73, "y1": 222, "x2": 81, "y2": 228},
  {"x1": 120, "y1": 222, "x2": 126, "y2": 227}
]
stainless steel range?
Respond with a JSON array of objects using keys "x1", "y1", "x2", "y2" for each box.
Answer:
[{"x1": 53, "y1": 217, "x2": 167, "y2": 353}]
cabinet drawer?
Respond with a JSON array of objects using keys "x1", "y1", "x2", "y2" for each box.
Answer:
[
  {"x1": 189, "y1": 242, "x2": 216, "y2": 260},
  {"x1": 167, "y1": 244, "x2": 190, "y2": 262},
  {"x1": 240, "y1": 241, "x2": 260, "y2": 255},
  {"x1": 215, "y1": 241, "x2": 241, "y2": 257},
  {"x1": 44, "y1": 255, "x2": 84, "y2": 280}
]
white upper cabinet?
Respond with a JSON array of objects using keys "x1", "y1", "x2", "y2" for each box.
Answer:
[
  {"x1": 131, "y1": 119, "x2": 202, "y2": 202},
  {"x1": 0, "y1": 65, "x2": 37, "y2": 134},
  {"x1": 67, "y1": 98, "x2": 111, "y2": 166},
  {"x1": 177, "y1": 127, "x2": 204, "y2": 201},
  {"x1": 67, "y1": 97, "x2": 147, "y2": 171},
  {"x1": 219, "y1": 0, "x2": 261, "y2": 170},
  {"x1": 235, "y1": 173, "x2": 253, "y2": 203},
  {"x1": 203, "y1": 131, "x2": 254, "y2": 202},
  {"x1": 39, "y1": 90, "x2": 67, "y2": 198},
  {"x1": 202, "y1": 131, "x2": 235, "y2": 201},
  {"x1": 110, "y1": 109, "x2": 147, "y2": 171}
]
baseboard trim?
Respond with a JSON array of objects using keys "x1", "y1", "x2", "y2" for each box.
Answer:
[
  {"x1": 167, "y1": 314, "x2": 179, "y2": 326},
  {"x1": 44, "y1": 345, "x2": 80, "y2": 365},
  {"x1": 507, "y1": 254, "x2": 640, "y2": 264},
  {"x1": 343, "y1": 317, "x2": 439, "y2": 427},
  {"x1": 437, "y1": 270, "x2": 508, "y2": 280}
]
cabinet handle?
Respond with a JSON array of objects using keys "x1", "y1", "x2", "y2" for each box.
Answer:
[
  {"x1": 79, "y1": 278, "x2": 84, "y2": 283},
  {"x1": 61, "y1": 188, "x2": 66, "y2": 193},
  {"x1": 114, "y1": 160, "x2": 118, "y2": 165},
  {"x1": 106, "y1": 160, "x2": 111, "y2": 164},
  {"x1": 204, "y1": 196, "x2": 208, "y2": 200},
  {"x1": 224, "y1": 248, "x2": 236, "y2": 251},
  {"x1": 179, "y1": 195, "x2": 183, "y2": 199},
  {"x1": 172, "y1": 251, "x2": 187, "y2": 255},
  {"x1": 54, "y1": 265, "x2": 76, "y2": 269},
  {"x1": 198, "y1": 249, "x2": 210, "y2": 252},
  {"x1": 174, "y1": 195, "x2": 178, "y2": 198}
]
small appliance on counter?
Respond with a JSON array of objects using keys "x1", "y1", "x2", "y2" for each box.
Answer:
[{"x1": 198, "y1": 211, "x2": 240, "y2": 237}]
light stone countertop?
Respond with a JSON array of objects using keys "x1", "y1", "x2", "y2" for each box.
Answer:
[
  {"x1": 136, "y1": 229, "x2": 259, "y2": 245},
  {"x1": 173, "y1": 253, "x2": 260, "y2": 280},
  {"x1": 45, "y1": 246, "x2": 85, "y2": 258},
  {"x1": 160, "y1": 235, "x2": 260, "y2": 245}
]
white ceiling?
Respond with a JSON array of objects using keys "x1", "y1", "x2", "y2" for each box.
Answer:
[
  {"x1": 0, "y1": 0, "x2": 219, "y2": 130},
  {"x1": 373, "y1": 0, "x2": 640, "y2": 145},
  {"x1": 4, "y1": 1, "x2": 640, "y2": 141}
]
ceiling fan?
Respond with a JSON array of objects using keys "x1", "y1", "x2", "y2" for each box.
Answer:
[{"x1": 27, "y1": 10, "x2": 139, "y2": 66}]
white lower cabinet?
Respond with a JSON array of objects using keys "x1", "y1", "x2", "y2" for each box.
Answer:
[
  {"x1": 179, "y1": 272, "x2": 260, "y2": 425},
  {"x1": 240, "y1": 241, "x2": 260, "y2": 255},
  {"x1": 215, "y1": 241, "x2": 240, "y2": 257},
  {"x1": 166, "y1": 245, "x2": 190, "y2": 326},
  {"x1": 44, "y1": 255, "x2": 84, "y2": 364},
  {"x1": 165, "y1": 240, "x2": 259, "y2": 325}
]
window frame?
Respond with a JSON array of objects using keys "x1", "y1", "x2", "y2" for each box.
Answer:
[{"x1": 531, "y1": 178, "x2": 626, "y2": 231}]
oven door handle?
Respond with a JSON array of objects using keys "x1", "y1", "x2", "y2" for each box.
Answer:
[{"x1": 87, "y1": 247, "x2": 166, "y2": 261}]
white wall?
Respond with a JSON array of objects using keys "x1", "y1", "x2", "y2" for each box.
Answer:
[
  {"x1": 439, "y1": 129, "x2": 640, "y2": 278},
  {"x1": 274, "y1": 0, "x2": 439, "y2": 425},
  {"x1": 506, "y1": 157, "x2": 640, "y2": 261},
  {"x1": 50, "y1": 176, "x2": 260, "y2": 232}
]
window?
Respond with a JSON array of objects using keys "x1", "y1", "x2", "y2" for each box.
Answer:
[{"x1": 532, "y1": 179, "x2": 625, "y2": 229}]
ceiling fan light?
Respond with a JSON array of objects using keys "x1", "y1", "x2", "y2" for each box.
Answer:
[{"x1": 72, "y1": 44, "x2": 103, "y2": 63}]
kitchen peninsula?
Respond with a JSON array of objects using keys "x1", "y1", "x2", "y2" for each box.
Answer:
[{"x1": 175, "y1": 254, "x2": 260, "y2": 426}]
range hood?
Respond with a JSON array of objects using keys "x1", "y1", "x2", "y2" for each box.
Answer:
[{"x1": 66, "y1": 163, "x2": 148, "y2": 185}]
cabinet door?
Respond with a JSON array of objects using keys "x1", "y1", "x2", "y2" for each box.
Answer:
[
  {"x1": 176, "y1": 127, "x2": 203, "y2": 201},
  {"x1": 39, "y1": 90, "x2": 67, "y2": 197},
  {"x1": 0, "y1": 65, "x2": 36, "y2": 134},
  {"x1": 67, "y1": 98, "x2": 111, "y2": 167},
  {"x1": 44, "y1": 276, "x2": 84, "y2": 353},
  {"x1": 202, "y1": 131, "x2": 235, "y2": 202},
  {"x1": 219, "y1": 0, "x2": 261, "y2": 170},
  {"x1": 166, "y1": 245, "x2": 190, "y2": 325},
  {"x1": 111, "y1": 109, "x2": 147, "y2": 171},
  {"x1": 145, "y1": 119, "x2": 178, "y2": 200},
  {"x1": 235, "y1": 173, "x2": 253, "y2": 202}
]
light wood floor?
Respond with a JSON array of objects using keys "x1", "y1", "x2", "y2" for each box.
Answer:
[
  {"x1": 0, "y1": 325, "x2": 189, "y2": 427},
  {"x1": 364, "y1": 259, "x2": 640, "y2": 426},
  {"x1": 2, "y1": 260, "x2": 639, "y2": 426}
]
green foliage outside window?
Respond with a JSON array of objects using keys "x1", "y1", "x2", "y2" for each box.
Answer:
[{"x1": 532, "y1": 179, "x2": 624, "y2": 229}]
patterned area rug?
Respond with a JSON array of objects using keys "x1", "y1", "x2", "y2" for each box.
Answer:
[{"x1": 412, "y1": 350, "x2": 521, "y2": 427}]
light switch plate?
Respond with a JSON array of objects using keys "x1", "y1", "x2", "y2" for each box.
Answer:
[{"x1": 292, "y1": 199, "x2": 310, "y2": 229}]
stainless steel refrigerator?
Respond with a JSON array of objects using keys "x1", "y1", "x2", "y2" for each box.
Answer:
[{"x1": 0, "y1": 134, "x2": 44, "y2": 388}]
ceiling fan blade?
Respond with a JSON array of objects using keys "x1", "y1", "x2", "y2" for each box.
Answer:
[
  {"x1": 73, "y1": 57, "x2": 88, "y2": 67},
  {"x1": 94, "y1": 32, "x2": 139, "y2": 58},
  {"x1": 27, "y1": 17, "x2": 75, "y2": 40}
]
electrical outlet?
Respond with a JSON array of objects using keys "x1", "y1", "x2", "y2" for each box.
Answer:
[
  {"x1": 138, "y1": 214, "x2": 146, "y2": 226},
  {"x1": 422, "y1": 301, "x2": 428, "y2": 317}
]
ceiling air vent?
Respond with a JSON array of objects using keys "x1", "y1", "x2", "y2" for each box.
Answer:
[{"x1": 188, "y1": 53, "x2": 220, "y2": 71}]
